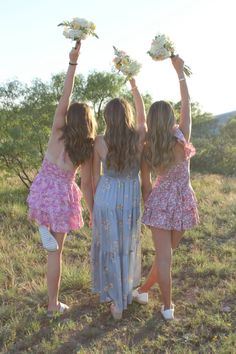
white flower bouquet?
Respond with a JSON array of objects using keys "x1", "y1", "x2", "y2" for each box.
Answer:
[
  {"x1": 147, "y1": 34, "x2": 192, "y2": 76},
  {"x1": 113, "y1": 46, "x2": 142, "y2": 79},
  {"x1": 58, "y1": 17, "x2": 98, "y2": 41}
]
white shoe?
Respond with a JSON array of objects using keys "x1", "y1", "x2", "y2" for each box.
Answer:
[
  {"x1": 132, "y1": 288, "x2": 148, "y2": 305},
  {"x1": 58, "y1": 302, "x2": 69, "y2": 313},
  {"x1": 161, "y1": 304, "x2": 175, "y2": 320},
  {"x1": 110, "y1": 303, "x2": 122, "y2": 320},
  {"x1": 47, "y1": 302, "x2": 69, "y2": 318},
  {"x1": 39, "y1": 225, "x2": 59, "y2": 252}
]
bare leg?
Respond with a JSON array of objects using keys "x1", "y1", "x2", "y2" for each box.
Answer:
[
  {"x1": 171, "y1": 230, "x2": 184, "y2": 249},
  {"x1": 152, "y1": 228, "x2": 172, "y2": 310},
  {"x1": 139, "y1": 255, "x2": 158, "y2": 293},
  {"x1": 47, "y1": 232, "x2": 66, "y2": 311},
  {"x1": 139, "y1": 230, "x2": 185, "y2": 293}
]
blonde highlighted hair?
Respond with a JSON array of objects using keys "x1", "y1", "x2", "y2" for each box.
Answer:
[
  {"x1": 144, "y1": 100, "x2": 176, "y2": 171},
  {"x1": 104, "y1": 98, "x2": 140, "y2": 172},
  {"x1": 60, "y1": 102, "x2": 97, "y2": 167}
]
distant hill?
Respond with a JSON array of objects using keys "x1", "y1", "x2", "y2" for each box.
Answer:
[
  {"x1": 193, "y1": 110, "x2": 236, "y2": 138},
  {"x1": 214, "y1": 110, "x2": 236, "y2": 126}
]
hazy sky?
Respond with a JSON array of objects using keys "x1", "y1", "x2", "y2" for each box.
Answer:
[{"x1": 0, "y1": 0, "x2": 235, "y2": 115}]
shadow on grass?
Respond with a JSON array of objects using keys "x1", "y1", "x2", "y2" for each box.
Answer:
[
  {"x1": 54, "y1": 300, "x2": 179, "y2": 354},
  {"x1": 6, "y1": 293, "x2": 120, "y2": 354}
]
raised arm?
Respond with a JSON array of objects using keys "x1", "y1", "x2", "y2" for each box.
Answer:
[
  {"x1": 52, "y1": 42, "x2": 81, "y2": 132},
  {"x1": 129, "y1": 78, "x2": 147, "y2": 146},
  {"x1": 171, "y1": 56, "x2": 191, "y2": 142}
]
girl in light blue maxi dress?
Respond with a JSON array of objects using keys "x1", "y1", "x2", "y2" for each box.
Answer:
[{"x1": 91, "y1": 78, "x2": 146, "y2": 319}]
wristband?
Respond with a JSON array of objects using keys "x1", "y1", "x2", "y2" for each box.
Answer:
[
  {"x1": 179, "y1": 77, "x2": 185, "y2": 81},
  {"x1": 69, "y1": 62, "x2": 77, "y2": 66}
]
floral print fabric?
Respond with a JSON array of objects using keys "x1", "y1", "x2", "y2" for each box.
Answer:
[
  {"x1": 91, "y1": 161, "x2": 141, "y2": 312},
  {"x1": 27, "y1": 157, "x2": 83, "y2": 233},
  {"x1": 142, "y1": 127, "x2": 199, "y2": 231}
]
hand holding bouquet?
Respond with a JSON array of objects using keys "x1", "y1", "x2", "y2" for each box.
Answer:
[
  {"x1": 147, "y1": 34, "x2": 192, "y2": 76},
  {"x1": 58, "y1": 17, "x2": 98, "y2": 41},
  {"x1": 113, "y1": 46, "x2": 142, "y2": 79}
]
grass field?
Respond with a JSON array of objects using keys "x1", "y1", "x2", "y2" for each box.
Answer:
[{"x1": 0, "y1": 172, "x2": 236, "y2": 354}]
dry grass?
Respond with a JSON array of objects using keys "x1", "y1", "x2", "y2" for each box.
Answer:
[{"x1": 0, "y1": 173, "x2": 236, "y2": 354}]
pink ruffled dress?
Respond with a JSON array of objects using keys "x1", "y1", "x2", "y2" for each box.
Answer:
[
  {"x1": 27, "y1": 157, "x2": 84, "y2": 233},
  {"x1": 142, "y1": 127, "x2": 199, "y2": 231}
]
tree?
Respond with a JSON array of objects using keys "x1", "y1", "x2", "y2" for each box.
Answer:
[
  {"x1": 191, "y1": 116, "x2": 236, "y2": 176},
  {"x1": 0, "y1": 79, "x2": 56, "y2": 188},
  {"x1": 83, "y1": 71, "x2": 125, "y2": 131},
  {"x1": 221, "y1": 116, "x2": 236, "y2": 140},
  {"x1": 173, "y1": 101, "x2": 213, "y2": 124},
  {"x1": 0, "y1": 72, "x2": 125, "y2": 186},
  {"x1": 122, "y1": 90, "x2": 153, "y2": 115},
  {"x1": 50, "y1": 72, "x2": 85, "y2": 102}
]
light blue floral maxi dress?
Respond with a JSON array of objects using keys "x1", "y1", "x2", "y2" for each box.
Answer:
[{"x1": 91, "y1": 159, "x2": 141, "y2": 312}]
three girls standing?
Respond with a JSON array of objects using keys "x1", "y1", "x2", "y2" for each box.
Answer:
[{"x1": 27, "y1": 43, "x2": 198, "y2": 320}]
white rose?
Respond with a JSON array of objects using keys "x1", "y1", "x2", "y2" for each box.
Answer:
[
  {"x1": 68, "y1": 29, "x2": 87, "y2": 40},
  {"x1": 129, "y1": 62, "x2": 141, "y2": 75},
  {"x1": 63, "y1": 28, "x2": 70, "y2": 38},
  {"x1": 88, "y1": 21, "x2": 95, "y2": 29},
  {"x1": 155, "y1": 48, "x2": 170, "y2": 60},
  {"x1": 155, "y1": 35, "x2": 165, "y2": 46},
  {"x1": 73, "y1": 18, "x2": 89, "y2": 28}
]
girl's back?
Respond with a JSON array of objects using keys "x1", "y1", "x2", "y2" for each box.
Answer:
[
  {"x1": 46, "y1": 132, "x2": 75, "y2": 172},
  {"x1": 91, "y1": 86, "x2": 146, "y2": 318},
  {"x1": 142, "y1": 126, "x2": 199, "y2": 231}
]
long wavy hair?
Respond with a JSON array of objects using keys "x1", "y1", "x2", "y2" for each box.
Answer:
[
  {"x1": 60, "y1": 102, "x2": 97, "y2": 167},
  {"x1": 144, "y1": 100, "x2": 176, "y2": 171},
  {"x1": 104, "y1": 98, "x2": 140, "y2": 171}
]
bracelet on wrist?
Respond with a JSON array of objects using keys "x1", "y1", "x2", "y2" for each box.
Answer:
[
  {"x1": 69, "y1": 62, "x2": 77, "y2": 66},
  {"x1": 179, "y1": 77, "x2": 185, "y2": 81}
]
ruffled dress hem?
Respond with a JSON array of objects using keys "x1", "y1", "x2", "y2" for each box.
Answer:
[{"x1": 27, "y1": 157, "x2": 84, "y2": 233}]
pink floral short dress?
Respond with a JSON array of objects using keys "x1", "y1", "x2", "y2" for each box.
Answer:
[
  {"x1": 27, "y1": 157, "x2": 84, "y2": 233},
  {"x1": 142, "y1": 127, "x2": 199, "y2": 231}
]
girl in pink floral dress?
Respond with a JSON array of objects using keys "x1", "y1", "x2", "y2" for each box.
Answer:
[
  {"x1": 135, "y1": 56, "x2": 199, "y2": 320},
  {"x1": 27, "y1": 42, "x2": 96, "y2": 316}
]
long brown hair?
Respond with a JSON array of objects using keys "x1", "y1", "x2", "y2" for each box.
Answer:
[
  {"x1": 104, "y1": 98, "x2": 140, "y2": 171},
  {"x1": 60, "y1": 102, "x2": 97, "y2": 167},
  {"x1": 144, "y1": 100, "x2": 176, "y2": 171}
]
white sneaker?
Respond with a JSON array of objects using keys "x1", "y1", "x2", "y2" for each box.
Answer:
[
  {"x1": 161, "y1": 304, "x2": 175, "y2": 320},
  {"x1": 58, "y1": 302, "x2": 69, "y2": 313},
  {"x1": 132, "y1": 288, "x2": 148, "y2": 305},
  {"x1": 110, "y1": 303, "x2": 122, "y2": 320},
  {"x1": 47, "y1": 302, "x2": 69, "y2": 317},
  {"x1": 39, "y1": 225, "x2": 59, "y2": 252}
]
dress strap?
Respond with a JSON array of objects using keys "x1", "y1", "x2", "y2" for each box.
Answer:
[{"x1": 173, "y1": 125, "x2": 196, "y2": 159}]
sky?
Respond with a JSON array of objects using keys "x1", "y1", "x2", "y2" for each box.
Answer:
[{"x1": 0, "y1": 0, "x2": 235, "y2": 115}]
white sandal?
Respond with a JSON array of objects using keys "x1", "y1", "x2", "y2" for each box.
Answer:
[
  {"x1": 161, "y1": 304, "x2": 175, "y2": 320},
  {"x1": 47, "y1": 302, "x2": 69, "y2": 318},
  {"x1": 39, "y1": 225, "x2": 59, "y2": 252},
  {"x1": 132, "y1": 288, "x2": 148, "y2": 305},
  {"x1": 110, "y1": 303, "x2": 122, "y2": 320}
]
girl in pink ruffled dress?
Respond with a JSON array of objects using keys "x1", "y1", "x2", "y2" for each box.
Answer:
[
  {"x1": 27, "y1": 42, "x2": 96, "y2": 316},
  {"x1": 134, "y1": 56, "x2": 199, "y2": 320}
]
